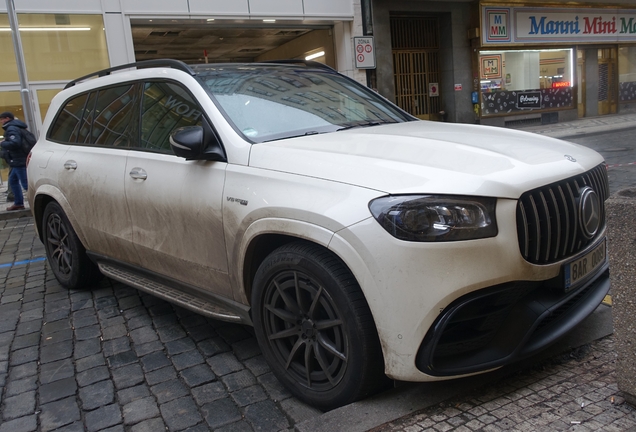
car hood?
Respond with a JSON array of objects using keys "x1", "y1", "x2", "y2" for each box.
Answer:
[{"x1": 247, "y1": 121, "x2": 605, "y2": 199}]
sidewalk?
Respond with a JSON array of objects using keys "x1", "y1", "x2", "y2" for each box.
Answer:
[
  {"x1": 0, "y1": 181, "x2": 30, "y2": 221},
  {"x1": 514, "y1": 111, "x2": 636, "y2": 140}
]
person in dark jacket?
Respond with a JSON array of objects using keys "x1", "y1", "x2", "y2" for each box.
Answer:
[{"x1": 0, "y1": 111, "x2": 29, "y2": 211}]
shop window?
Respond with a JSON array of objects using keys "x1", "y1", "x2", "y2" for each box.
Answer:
[
  {"x1": 0, "y1": 15, "x2": 18, "y2": 82},
  {"x1": 618, "y1": 47, "x2": 636, "y2": 102},
  {"x1": 0, "y1": 91, "x2": 24, "y2": 128},
  {"x1": 479, "y1": 48, "x2": 574, "y2": 116},
  {"x1": 36, "y1": 89, "x2": 62, "y2": 122},
  {"x1": 14, "y1": 14, "x2": 109, "y2": 82}
]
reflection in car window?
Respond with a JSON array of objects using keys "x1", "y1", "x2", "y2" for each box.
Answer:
[
  {"x1": 48, "y1": 92, "x2": 90, "y2": 143},
  {"x1": 76, "y1": 92, "x2": 97, "y2": 144},
  {"x1": 141, "y1": 81, "x2": 203, "y2": 152},
  {"x1": 92, "y1": 84, "x2": 140, "y2": 147},
  {"x1": 196, "y1": 66, "x2": 413, "y2": 142}
]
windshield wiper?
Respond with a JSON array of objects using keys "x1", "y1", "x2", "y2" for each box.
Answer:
[
  {"x1": 262, "y1": 130, "x2": 326, "y2": 142},
  {"x1": 336, "y1": 120, "x2": 395, "y2": 131}
]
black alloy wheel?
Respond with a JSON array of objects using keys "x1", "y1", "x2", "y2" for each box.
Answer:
[
  {"x1": 252, "y1": 242, "x2": 387, "y2": 410},
  {"x1": 42, "y1": 202, "x2": 100, "y2": 289}
]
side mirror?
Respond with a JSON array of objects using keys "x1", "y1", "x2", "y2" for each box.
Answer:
[{"x1": 170, "y1": 125, "x2": 226, "y2": 162}]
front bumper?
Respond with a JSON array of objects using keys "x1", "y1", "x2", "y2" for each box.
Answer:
[
  {"x1": 416, "y1": 264, "x2": 609, "y2": 376},
  {"x1": 331, "y1": 198, "x2": 609, "y2": 382}
]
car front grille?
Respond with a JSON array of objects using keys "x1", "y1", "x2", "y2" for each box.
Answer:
[{"x1": 516, "y1": 163, "x2": 609, "y2": 265}]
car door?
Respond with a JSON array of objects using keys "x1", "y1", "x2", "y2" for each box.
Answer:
[
  {"x1": 54, "y1": 83, "x2": 142, "y2": 265},
  {"x1": 124, "y1": 80, "x2": 232, "y2": 298}
]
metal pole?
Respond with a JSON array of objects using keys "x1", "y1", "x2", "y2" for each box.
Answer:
[{"x1": 5, "y1": 0, "x2": 36, "y2": 134}]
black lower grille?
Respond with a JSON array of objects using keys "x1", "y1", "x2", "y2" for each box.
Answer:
[
  {"x1": 516, "y1": 164, "x2": 609, "y2": 265},
  {"x1": 416, "y1": 268, "x2": 610, "y2": 376}
]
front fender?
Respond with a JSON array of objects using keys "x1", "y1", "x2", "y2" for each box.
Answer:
[{"x1": 230, "y1": 218, "x2": 336, "y2": 304}]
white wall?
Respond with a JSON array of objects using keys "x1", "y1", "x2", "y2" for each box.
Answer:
[{"x1": 1, "y1": 0, "x2": 352, "y2": 18}]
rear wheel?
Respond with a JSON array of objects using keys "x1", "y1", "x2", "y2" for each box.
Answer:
[
  {"x1": 252, "y1": 242, "x2": 387, "y2": 410},
  {"x1": 42, "y1": 202, "x2": 100, "y2": 289}
]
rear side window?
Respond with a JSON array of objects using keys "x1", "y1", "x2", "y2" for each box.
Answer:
[
  {"x1": 48, "y1": 92, "x2": 90, "y2": 143},
  {"x1": 141, "y1": 81, "x2": 202, "y2": 151},
  {"x1": 48, "y1": 83, "x2": 140, "y2": 147}
]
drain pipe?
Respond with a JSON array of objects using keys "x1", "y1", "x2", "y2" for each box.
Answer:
[{"x1": 360, "y1": 0, "x2": 376, "y2": 90}]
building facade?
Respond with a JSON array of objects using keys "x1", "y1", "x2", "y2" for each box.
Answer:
[
  {"x1": 0, "y1": 0, "x2": 364, "y2": 133},
  {"x1": 369, "y1": 0, "x2": 636, "y2": 127}
]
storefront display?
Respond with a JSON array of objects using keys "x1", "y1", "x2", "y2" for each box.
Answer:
[{"x1": 479, "y1": 48, "x2": 574, "y2": 115}]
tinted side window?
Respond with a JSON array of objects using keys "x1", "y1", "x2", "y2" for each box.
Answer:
[
  {"x1": 48, "y1": 92, "x2": 90, "y2": 143},
  {"x1": 92, "y1": 84, "x2": 140, "y2": 147},
  {"x1": 76, "y1": 92, "x2": 97, "y2": 144},
  {"x1": 141, "y1": 81, "x2": 202, "y2": 152}
]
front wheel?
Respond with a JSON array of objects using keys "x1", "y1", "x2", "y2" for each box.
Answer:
[
  {"x1": 252, "y1": 242, "x2": 387, "y2": 410},
  {"x1": 42, "y1": 202, "x2": 100, "y2": 289}
]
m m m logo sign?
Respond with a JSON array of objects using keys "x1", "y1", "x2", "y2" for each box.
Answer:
[{"x1": 486, "y1": 8, "x2": 511, "y2": 42}]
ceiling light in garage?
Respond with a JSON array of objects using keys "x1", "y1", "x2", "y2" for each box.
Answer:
[
  {"x1": 0, "y1": 27, "x2": 91, "y2": 31},
  {"x1": 305, "y1": 51, "x2": 325, "y2": 61},
  {"x1": 263, "y1": 19, "x2": 276, "y2": 23}
]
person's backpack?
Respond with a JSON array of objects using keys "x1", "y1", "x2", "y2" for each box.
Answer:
[{"x1": 19, "y1": 128, "x2": 37, "y2": 154}]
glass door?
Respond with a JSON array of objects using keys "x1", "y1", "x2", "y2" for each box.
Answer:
[{"x1": 598, "y1": 47, "x2": 617, "y2": 115}]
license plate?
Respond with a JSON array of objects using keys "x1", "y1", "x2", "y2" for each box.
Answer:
[{"x1": 564, "y1": 239, "x2": 606, "y2": 292}]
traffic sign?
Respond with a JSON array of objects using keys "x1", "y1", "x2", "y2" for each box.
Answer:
[{"x1": 354, "y1": 37, "x2": 376, "y2": 69}]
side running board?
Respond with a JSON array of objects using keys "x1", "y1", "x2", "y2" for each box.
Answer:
[{"x1": 98, "y1": 263, "x2": 246, "y2": 323}]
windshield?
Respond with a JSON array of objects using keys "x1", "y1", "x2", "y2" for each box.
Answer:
[{"x1": 195, "y1": 65, "x2": 414, "y2": 142}]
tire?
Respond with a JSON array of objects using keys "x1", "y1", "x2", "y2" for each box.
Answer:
[
  {"x1": 42, "y1": 202, "x2": 100, "y2": 290},
  {"x1": 251, "y1": 242, "x2": 388, "y2": 411}
]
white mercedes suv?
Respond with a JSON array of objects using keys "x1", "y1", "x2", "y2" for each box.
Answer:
[{"x1": 27, "y1": 60, "x2": 610, "y2": 410}]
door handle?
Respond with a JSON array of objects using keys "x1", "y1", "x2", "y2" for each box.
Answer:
[
  {"x1": 129, "y1": 167, "x2": 147, "y2": 180},
  {"x1": 63, "y1": 160, "x2": 77, "y2": 170}
]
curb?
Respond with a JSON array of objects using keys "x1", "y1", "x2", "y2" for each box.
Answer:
[
  {"x1": 536, "y1": 124, "x2": 636, "y2": 140},
  {"x1": 0, "y1": 207, "x2": 31, "y2": 221}
]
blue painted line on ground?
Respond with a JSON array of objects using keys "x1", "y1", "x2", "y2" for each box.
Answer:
[{"x1": 0, "y1": 256, "x2": 47, "y2": 269}]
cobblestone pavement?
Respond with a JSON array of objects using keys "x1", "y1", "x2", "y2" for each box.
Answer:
[
  {"x1": 0, "y1": 217, "x2": 322, "y2": 432},
  {"x1": 373, "y1": 336, "x2": 636, "y2": 432}
]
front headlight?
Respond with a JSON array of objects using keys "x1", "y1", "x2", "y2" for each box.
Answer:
[{"x1": 369, "y1": 195, "x2": 498, "y2": 242}]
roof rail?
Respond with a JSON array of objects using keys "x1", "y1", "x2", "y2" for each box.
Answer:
[
  {"x1": 64, "y1": 59, "x2": 195, "y2": 89},
  {"x1": 260, "y1": 59, "x2": 336, "y2": 72}
]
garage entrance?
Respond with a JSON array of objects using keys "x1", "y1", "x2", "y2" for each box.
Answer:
[{"x1": 130, "y1": 20, "x2": 335, "y2": 66}]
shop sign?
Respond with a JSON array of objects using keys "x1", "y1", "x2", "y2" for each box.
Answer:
[
  {"x1": 516, "y1": 91, "x2": 542, "y2": 109},
  {"x1": 483, "y1": 6, "x2": 636, "y2": 44},
  {"x1": 552, "y1": 81, "x2": 571, "y2": 88},
  {"x1": 480, "y1": 55, "x2": 502, "y2": 79}
]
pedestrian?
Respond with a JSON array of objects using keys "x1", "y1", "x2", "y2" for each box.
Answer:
[{"x1": 0, "y1": 111, "x2": 29, "y2": 211}]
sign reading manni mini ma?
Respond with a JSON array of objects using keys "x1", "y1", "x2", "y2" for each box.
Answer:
[{"x1": 483, "y1": 6, "x2": 636, "y2": 44}]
